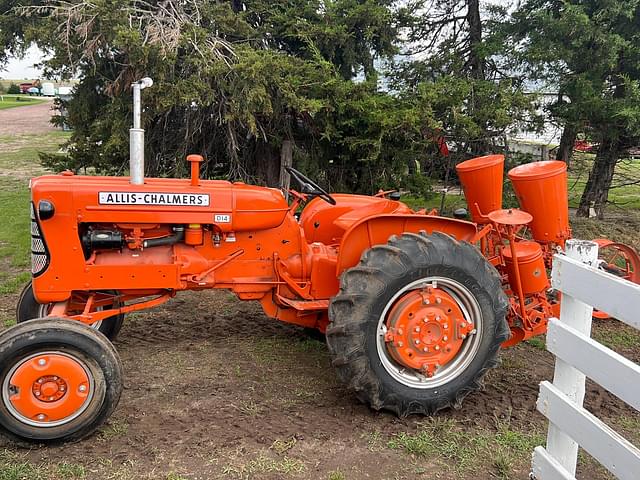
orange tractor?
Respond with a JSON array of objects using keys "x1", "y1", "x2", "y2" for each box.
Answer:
[{"x1": 1, "y1": 79, "x2": 638, "y2": 444}]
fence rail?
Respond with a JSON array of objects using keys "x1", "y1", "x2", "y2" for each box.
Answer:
[{"x1": 531, "y1": 239, "x2": 640, "y2": 480}]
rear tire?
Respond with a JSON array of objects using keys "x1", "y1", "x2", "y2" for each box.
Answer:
[
  {"x1": 327, "y1": 232, "x2": 509, "y2": 416},
  {"x1": 0, "y1": 318, "x2": 123, "y2": 444},
  {"x1": 16, "y1": 281, "x2": 125, "y2": 341}
]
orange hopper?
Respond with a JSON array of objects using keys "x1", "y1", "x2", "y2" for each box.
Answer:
[
  {"x1": 456, "y1": 155, "x2": 505, "y2": 223},
  {"x1": 508, "y1": 161, "x2": 570, "y2": 245}
]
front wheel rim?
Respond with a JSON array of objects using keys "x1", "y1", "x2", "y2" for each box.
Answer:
[
  {"x1": 38, "y1": 303, "x2": 104, "y2": 331},
  {"x1": 2, "y1": 351, "x2": 95, "y2": 428},
  {"x1": 376, "y1": 276, "x2": 483, "y2": 389}
]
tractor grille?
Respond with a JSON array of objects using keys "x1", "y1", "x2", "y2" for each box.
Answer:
[{"x1": 30, "y1": 202, "x2": 50, "y2": 276}]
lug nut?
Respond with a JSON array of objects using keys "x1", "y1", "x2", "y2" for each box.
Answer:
[
  {"x1": 436, "y1": 298, "x2": 442, "y2": 304},
  {"x1": 443, "y1": 336, "x2": 448, "y2": 342},
  {"x1": 436, "y1": 315, "x2": 441, "y2": 321},
  {"x1": 443, "y1": 324, "x2": 448, "y2": 329},
  {"x1": 435, "y1": 345, "x2": 440, "y2": 351},
  {"x1": 37, "y1": 414, "x2": 46, "y2": 421},
  {"x1": 79, "y1": 385, "x2": 87, "y2": 393},
  {"x1": 397, "y1": 341, "x2": 404, "y2": 348},
  {"x1": 38, "y1": 359, "x2": 46, "y2": 366},
  {"x1": 415, "y1": 339, "x2": 421, "y2": 345},
  {"x1": 422, "y1": 347, "x2": 429, "y2": 353},
  {"x1": 415, "y1": 327, "x2": 421, "y2": 333}
]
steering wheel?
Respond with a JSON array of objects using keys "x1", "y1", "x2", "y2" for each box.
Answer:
[{"x1": 285, "y1": 166, "x2": 337, "y2": 205}]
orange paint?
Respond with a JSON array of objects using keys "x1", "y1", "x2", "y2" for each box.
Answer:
[
  {"x1": 456, "y1": 155, "x2": 504, "y2": 223},
  {"x1": 8, "y1": 353, "x2": 91, "y2": 424},
  {"x1": 508, "y1": 160, "x2": 570, "y2": 245}
]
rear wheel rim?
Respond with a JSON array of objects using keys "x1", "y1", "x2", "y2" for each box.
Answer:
[
  {"x1": 2, "y1": 351, "x2": 95, "y2": 428},
  {"x1": 376, "y1": 276, "x2": 483, "y2": 389}
]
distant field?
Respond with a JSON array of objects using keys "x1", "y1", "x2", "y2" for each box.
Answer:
[{"x1": 0, "y1": 94, "x2": 46, "y2": 110}]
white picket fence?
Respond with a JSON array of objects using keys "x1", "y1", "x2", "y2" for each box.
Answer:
[{"x1": 531, "y1": 239, "x2": 640, "y2": 480}]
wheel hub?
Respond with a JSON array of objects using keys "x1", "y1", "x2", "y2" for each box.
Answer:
[
  {"x1": 32, "y1": 375, "x2": 68, "y2": 402},
  {"x1": 5, "y1": 353, "x2": 92, "y2": 425},
  {"x1": 385, "y1": 286, "x2": 475, "y2": 377}
]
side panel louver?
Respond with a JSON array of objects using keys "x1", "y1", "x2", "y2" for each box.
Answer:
[{"x1": 30, "y1": 202, "x2": 50, "y2": 276}]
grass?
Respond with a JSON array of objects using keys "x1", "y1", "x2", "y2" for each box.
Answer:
[
  {"x1": 592, "y1": 324, "x2": 640, "y2": 350},
  {"x1": 388, "y1": 417, "x2": 544, "y2": 478},
  {"x1": 525, "y1": 336, "x2": 547, "y2": 350},
  {"x1": 0, "y1": 449, "x2": 86, "y2": 480},
  {"x1": 222, "y1": 453, "x2": 306, "y2": 478},
  {"x1": 98, "y1": 418, "x2": 129, "y2": 441},
  {"x1": 0, "y1": 94, "x2": 46, "y2": 110},
  {"x1": 0, "y1": 132, "x2": 69, "y2": 294},
  {"x1": 327, "y1": 471, "x2": 346, "y2": 480}
]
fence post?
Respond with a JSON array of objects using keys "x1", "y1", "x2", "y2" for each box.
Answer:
[{"x1": 545, "y1": 239, "x2": 599, "y2": 475}]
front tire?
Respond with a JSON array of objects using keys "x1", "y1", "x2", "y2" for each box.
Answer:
[
  {"x1": 327, "y1": 232, "x2": 509, "y2": 416},
  {"x1": 16, "y1": 281, "x2": 125, "y2": 341},
  {"x1": 0, "y1": 318, "x2": 123, "y2": 444}
]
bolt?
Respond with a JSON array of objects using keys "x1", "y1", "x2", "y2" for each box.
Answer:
[
  {"x1": 414, "y1": 339, "x2": 421, "y2": 345},
  {"x1": 415, "y1": 327, "x2": 421, "y2": 333},
  {"x1": 436, "y1": 297, "x2": 442, "y2": 304},
  {"x1": 59, "y1": 386, "x2": 65, "y2": 392},
  {"x1": 460, "y1": 322, "x2": 466, "y2": 328},
  {"x1": 461, "y1": 334, "x2": 467, "y2": 339},
  {"x1": 423, "y1": 317, "x2": 429, "y2": 323},
  {"x1": 397, "y1": 341, "x2": 404, "y2": 348},
  {"x1": 471, "y1": 329, "x2": 477, "y2": 335},
  {"x1": 48, "y1": 396, "x2": 54, "y2": 401},
  {"x1": 52, "y1": 376, "x2": 58, "y2": 381},
  {"x1": 436, "y1": 315, "x2": 441, "y2": 321},
  {"x1": 424, "y1": 299, "x2": 430, "y2": 305},
  {"x1": 422, "y1": 347, "x2": 429, "y2": 353},
  {"x1": 79, "y1": 385, "x2": 87, "y2": 393},
  {"x1": 443, "y1": 324, "x2": 448, "y2": 329},
  {"x1": 37, "y1": 359, "x2": 46, "y2": 366},
  {"x1": 37, "y1": 414, "x2": 46, "y2": 421},
  {"x1": 435, "y1": 345, "x2": 440, "y2": 351},
  {"x1": 38, "y1": 378, "x2": 44, "y2": 384},
  {"x1": 35, "y1": 391, "x2": 40, "y2": 397},
  {"x1": 443, "y1": 336, "x2": 448, "y2": 342},
  {"x1": 398, "y1": 328, "x2": 404, "y2": 335}
]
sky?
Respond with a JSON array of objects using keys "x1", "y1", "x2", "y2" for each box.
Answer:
[{"x1": 1, "y1": 45, "x2": 47, "y2": 80}]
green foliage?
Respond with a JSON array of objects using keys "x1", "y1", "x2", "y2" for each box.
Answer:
[
  {"x1": 6, "y1": 82, "x2": 19, "y2": 94},
  {"x1": 1, "y1": 1, "x2": 537, "y2": 193},
  {"x1": 507, "y1": 0, "x2": 640, "y2": 216}
]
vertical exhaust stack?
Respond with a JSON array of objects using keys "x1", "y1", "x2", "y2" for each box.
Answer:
[{"x1": 129, "y1": 77, "x2": 153, "y2": 185}]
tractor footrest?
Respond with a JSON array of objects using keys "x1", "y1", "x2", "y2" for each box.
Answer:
[{"x1": 276, "y1": 295, "x2": 329, "y2": 311}]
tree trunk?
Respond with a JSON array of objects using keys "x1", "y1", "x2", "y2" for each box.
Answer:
[
  {"x1": 252, "y1": 140, "x2": 281, "y2": 187},
  {"x1": 576, "y1": 137, "x2": 618, "y2": 219},
  {"x1": 279, "y1": 140, "x2": 293, "y2": 197},
  {"x1": 556, "y1": 124, "x2": 577, "y2": 166},
  {"x1": 466, "y1": 0, "x2": 485, "y2": 80}
]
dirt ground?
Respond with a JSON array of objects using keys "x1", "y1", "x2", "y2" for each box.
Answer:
[
  {"x1": 0, "y1": 98, "x2": 56, "y2": 135},
  {"x1": 0, "y1": 289, "x2": 638, "y2": 480},
  {"x1": 0, "y1": 100, "x2": 638, "y2": 480}
]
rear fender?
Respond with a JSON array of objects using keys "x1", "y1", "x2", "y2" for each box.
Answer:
[{"x1": 336, "y1": 214, "x2": 478, "y2": 275}]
